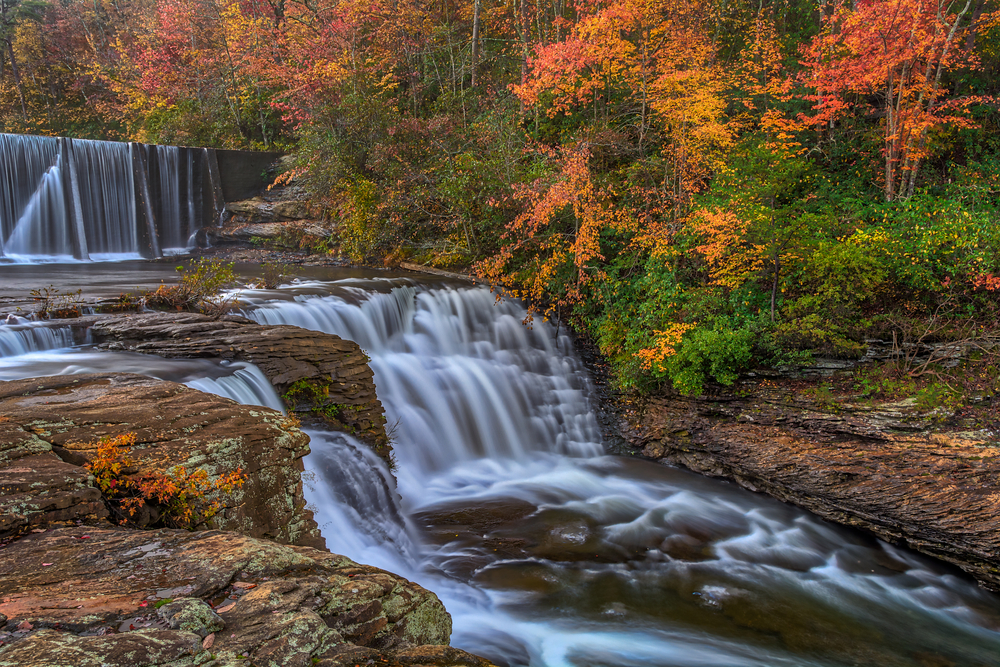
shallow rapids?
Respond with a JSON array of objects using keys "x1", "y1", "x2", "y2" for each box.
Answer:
[{"x1": 243, "y1": 280, "x2": 1000, "y2": 667}]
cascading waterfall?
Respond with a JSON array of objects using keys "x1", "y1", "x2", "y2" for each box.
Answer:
[
  {"x1": 0, "y1": 324, "x2": 283, "y2": 411},
  {"x1": 0, "y1": 133, "x2": 217, "y2": 262},
  {"x1": 0, "y1": 269, "x2": 998, "y2": 666},
  {"x1": 67, "y1": 138, "x2": 138, "y2": 255},
  {"x1": 155, "y1": 145, "x2": 187, "y2": 251},
  {"x1": 0, "y1": 133, "x2": 59, "y2": 255},
  {"x1": 0, "y1": 320, "x2": 79, "y2": 357},
  {"x1": 3, "y1": 152, "x2": 69, "y2": 256},
  {"x1": 241, "y1": 280, "x2": 1000, "y2": 667},
  {"x1": 245, "y1": 286, "x2": 603, "y2": 476}
]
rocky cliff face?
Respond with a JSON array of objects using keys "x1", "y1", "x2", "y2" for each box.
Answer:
[
  {"x1": 88, "y1": 312, "x2": 391, "y2": 459},
  {"x1": 0, "y1": 373, "x2": 320, "y2": 548},
  {"x1": 625, "y1": 387, "x2": 1000, "y2": 591}
]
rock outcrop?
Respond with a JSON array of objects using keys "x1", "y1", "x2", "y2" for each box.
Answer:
[
  {"x1": 0, "y1": 526, "x2": 494, "y2": 666},
  {"x1": 625, "y1": 388, "x2": 1000, "y2": 591},
  {"x1": 0, "y1": 373, "x2": 320, "y2": 547},
  {"x1": 88, "y1": 312, "x2": 390, "y2": 457}
]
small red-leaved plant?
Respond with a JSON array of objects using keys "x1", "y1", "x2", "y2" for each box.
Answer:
[{"x1": 84, "y1": 432, "x2": 246, "y2": 530}]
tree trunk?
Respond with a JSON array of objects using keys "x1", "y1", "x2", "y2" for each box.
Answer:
[
  {"x1": 520, "y1": 0, "x2": 529, "y2": 114},
  {"x1": 5, "y1": 38, "x2": 27, "y2": 120},
  {"x1": 470, "y1": 0, "x2": 481, "y2": 87},
  {"x1": 770, "y1": 252, "x2": 781, "y2": 323}
]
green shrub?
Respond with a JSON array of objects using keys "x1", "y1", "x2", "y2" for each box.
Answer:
[{"x1": 660, "y1": 325, "x2": 757, "y2": 396}]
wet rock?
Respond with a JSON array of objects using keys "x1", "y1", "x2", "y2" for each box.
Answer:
[
  {"x1": 626, "y1": 390, "x2": 1000, "y2": 591},
  {"x1": 0, "y1": 526, "x2": 489, "y2": 666},
  {"x1": 156, "y1": 599, "x2": 223, "y2": 638},
  {"x1": 88, "y1": 312, "x2": 390, "y2": 457},
  {"x1": 0, "y1": 373, "x2": 320, "y2": 547}
]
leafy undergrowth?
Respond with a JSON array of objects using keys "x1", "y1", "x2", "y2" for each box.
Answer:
[
  {"x1": 84, "y1": 432, "x2": 246, "y2": 530},
  {"x1": 141, "y1": 259, "x2": 239, "y2": 315}
]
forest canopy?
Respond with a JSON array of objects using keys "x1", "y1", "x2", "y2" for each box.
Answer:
[{"x1": 2, "y1": 0, "x2": 998, "y2": 394}]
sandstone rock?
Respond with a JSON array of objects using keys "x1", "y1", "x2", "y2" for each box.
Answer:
[
  {"x1": 88, "y1": 313, "x2": 390, "y2": 457},
  {"x1": 156, "y1": 599, "x2": 224, "y2": 638},
  {"x1": 0, "y1": 527, "x2": 491, "y2": 667},
  {"x1": 625, "y1": 390, "x2": 1000, "y2": 591},
  {"x1": 0, "y1": 420, "x2": 108, "y2": 535},
  {"x1": 0, "y1": 373, "x2": 320, "y2": 547},
  {"x1": 0, "y1": 628, "x2": 204, "y2": 667}
]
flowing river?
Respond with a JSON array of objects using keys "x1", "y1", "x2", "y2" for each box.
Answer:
[{"x1": 2, "y1": 266, "x2": 999, "y2": 666}]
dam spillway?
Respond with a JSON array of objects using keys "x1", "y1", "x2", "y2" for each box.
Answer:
[{"x1": 0, "y1": 133, "x2": 230, "y2": 262}]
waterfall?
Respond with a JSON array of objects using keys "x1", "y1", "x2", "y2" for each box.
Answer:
[
  {"x1": 0, "y1": 321, "x2": 79, "y2": 357},
  {"x1": 240, "y1": 280, "x2": 1000, "y2": 667},
  {"x1": 0, "y1": 133, "x2": 223, "y2": 262},
  {"x1": 1, "y1": 269, "x2": 999, "y2": 666},
  {"x1": 244, "y1": 286, "x2": 604, "y2": 476},
  {"x1": 0, "y1": 346, "x2": 283, "y2": 412}
]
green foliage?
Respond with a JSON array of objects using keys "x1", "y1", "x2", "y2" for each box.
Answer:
[
  {"x1": 847, "y1": 195, "x2": 1000, "y2": 293},
  {"x1": 142, "y1": 259, "x2": 238, "y2": 314},
  {"x1": 914, "y1": 383, "x2": 964, "y2": 414},
  {"x1": 338, "y1": 177, "x2": 395, "y2": 263},
  {"x1": 659, "y1": 324, "x2": 757, "y2": 396}
]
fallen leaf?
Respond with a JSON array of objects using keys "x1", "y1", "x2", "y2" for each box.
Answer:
[
  {"x1": 216, "y1": 603, "x2": 236, "y2": 613},
  {"x1": 202, "y1": 633, "x2": 215, "y2": 650},
  {"x1": 232, "y1": 582, "x2": 256, "y2": 589}
]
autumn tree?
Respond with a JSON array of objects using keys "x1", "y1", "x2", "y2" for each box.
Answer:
[
  {"x1": 0, "y1": 0, "x2": 45, "y2": 120},
  {"x1": 476, "y1": 143, "x2": 635, "y2": 319},
  {"x1": 802, "y1": 0, "x2": 991, "y2": 200},
  {"x1": 514, "y1": 0, "x2": 736, "y2": 210}
]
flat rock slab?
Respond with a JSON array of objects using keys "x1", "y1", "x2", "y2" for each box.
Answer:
[
  {"x1": 0, "y1": 373, "x2": 319, "y2": 547},
  {"x1": 629, "y1": 393, "x2": 1000, "y2": 590},
  {"x1": 0, "y1": 526, "x2": 494, "y2": 666},
  {"x1": 89, "y1": 312, "x2": 390, "y2": 456}
]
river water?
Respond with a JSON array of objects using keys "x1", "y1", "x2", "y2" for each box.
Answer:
[{"x1": 1, "y1": 265, "x2": 999, "y2": 666}]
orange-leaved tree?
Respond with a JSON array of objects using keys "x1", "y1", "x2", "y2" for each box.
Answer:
[
  {"x1": 801, "y1": 0, "x2": 993, "y2": 201},
  {"x1": 514, "y1": 0, "x2": 735, "y2": 211},
  {"x1": 476, "y1": 143, "x2": 635, "y2": 320}
]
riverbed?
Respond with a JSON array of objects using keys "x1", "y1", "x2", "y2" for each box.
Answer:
[{"x1": 1, "y1": 262, "x2": 999, "y2": 666}]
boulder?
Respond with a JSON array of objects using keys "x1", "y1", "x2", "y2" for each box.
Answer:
[
  {"x1": 0, "y1": 373, "x2": 320, "y2": 547},
  {"x1": 0, "y1": 526, "x2": 492, "y2": 667}
]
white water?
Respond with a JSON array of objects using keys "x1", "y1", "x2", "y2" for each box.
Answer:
[
  {"x1": 0, "y1": 134, "x2": 195, "y2": 261},
  {"x1": 0, "y1": 344, "x2": 282, "y2": 411},
  {"x1": 1, "y1": 273, "x2": 999, "y2": 665},
  {"x1": 0, "y1": 320, "x2": 78, "y2": 357},
  {"x1": 243, "y1": 281, "x2": 1000, "y2": 667}
]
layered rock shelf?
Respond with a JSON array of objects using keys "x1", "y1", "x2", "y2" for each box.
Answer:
[
  {"x1": 0, "y1": 373, "x2": 320, "y2": 547},
  {"x1": 0, "y1": 526, "x2": 492, "y2": 666},
  {"x1": 88, "y1": 312, "x2": 390, "y2": 457},
  {"x1": 626, "y1": 389, "x2": 1000, "y2": 591},
  {"x1": 0, "y1": 370, "x2": 493, "y2": 666}
]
